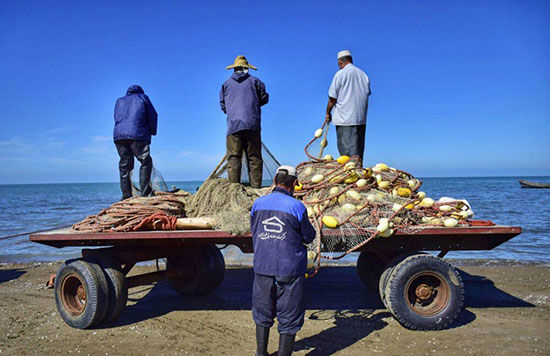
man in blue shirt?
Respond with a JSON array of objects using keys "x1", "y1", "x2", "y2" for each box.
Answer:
[
  {"x1": 220, "y1": 55, "x2": 269, "y2": 188},
  {"x1": 250, "y1": 165, "x2": 316, "y2": 356},
  {"x1": 113, "y1": 85, "x2": 158, "y2": 200}
]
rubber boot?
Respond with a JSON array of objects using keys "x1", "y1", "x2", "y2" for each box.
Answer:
[
  {"x1": 255, "y1": 325, "x2": 270, "y2": 356},
  {"x1": 277, "y1": 333, "x2": 295, "y2": 356}
]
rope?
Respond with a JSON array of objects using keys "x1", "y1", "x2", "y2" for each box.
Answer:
[{"x1": 0, "y1": 224, "x2": 73, "y2": 240}]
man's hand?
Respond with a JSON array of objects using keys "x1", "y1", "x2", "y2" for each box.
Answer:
[{"x1": 325, "y1": 113, "x2": 332, "y2": 122}]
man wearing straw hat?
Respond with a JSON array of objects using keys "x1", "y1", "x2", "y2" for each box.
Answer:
[
  {"x1": 220, "y1": 55, "x2": 269, "y2": 188},
  {"x1": 325, "y1": 50, "x2": 371, "y2": 162}
]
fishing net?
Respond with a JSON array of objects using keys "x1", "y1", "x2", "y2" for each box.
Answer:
[
  {"x1": 298, "y1": 120, "x2": 474, "y2": 275},
  {"x1": 213, "y1": 141, "x2": 281, "y2": 183},
  {"x1": 130, "y1": 166, "x2": 170, "y2": 196}
]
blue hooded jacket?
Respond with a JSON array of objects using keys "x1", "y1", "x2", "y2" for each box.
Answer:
[
  {"x1": 220, "y1": 72, "x2": 269, "y2": 136},
  {"x1": 251, "y1": 187, "x2": 316, "y2": 276},
  {"x1": 113, "y1": 85, "x2": 158, "y2": 144}
]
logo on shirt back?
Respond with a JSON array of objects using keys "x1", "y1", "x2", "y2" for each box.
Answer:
[{"x1": 259, "y1": 216, "x2": 287, "y2": 240}]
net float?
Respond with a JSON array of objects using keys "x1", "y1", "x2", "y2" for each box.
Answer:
[
  {"x1": 344, "y1": 161, "x2": 356, "y2": 169},
  {"x1": 342, "y1": 203, "x2": 356, "y2": 213},
  {"x1": 303, "y1": 166, "x2": 313, "y2": 176},
  {"x1": 377, "y1": 218, "x2": 390, "y2": 232},
  {"x1": 346, "y1": 189, "x2": 361, "y2": 201},
  {"x1": 417, "y1": 191, "x2": 426, "y2": 199},
  {"x1": 330, "y1": 175, "x2": 343, "y2": 183},
  {"x1": 392, "y1": 203, "x2": 402, "y2": 212},
  {"x1": 322, "y1": 215, "x2": 339, "y2": 228},
  {"x1": 337, "y1": 194, "x2": 347, "y2": 205},
  {"x1": 378, "y1": 181, "x2": 390, "y2": 189},
  {"x1": 323, "y1": 154, "x2": 333, "y2": 161},
  {"x1": 344, "y1": 175, "x2": 358, "y2": 184},
  {"x1": 375, "y1": 163, "x2": 389, "y2": 171},
  {"x1": 336, "y1": 155, "x2": 350, "y2": 164},
  {"x1": 397, "y1": 187, "x2": 412, "y2": 197},
  {"x1": 444, "y1": 218, "x2": 459, "y2": 227},
  {"x1": 314, "y1": 128, "x2": 323, "y2": 138},
  {"x1": 407, "y1": 179, "x2": 418, "y2": 189},
  {"x1": 320, "y1": 138, "x2": 328, "y2": 148},
  {"x1": 329, "y1": 186, "x2": 340, "y2": 195},
  {"x1": 439, "y1": 205, "x2": 452, "y2": 212},
  {"x1": 311, "y1": 174, "x2": 324, "y2": 183},
  {"x1": 307, "y1": 250, "x2": 317, "y2": 260},
  {"x1": 458, "y1": 211, "x2": 469, "y2": 219},
  {"x1": 294, "y1": 182, "x2": 303, "y2": 191},
  {"x1": 375, "y1": 174, "x2": 382, "y2": 183},
  {"x1": 428, "y1": 218, "x2": 443, "y2": 226},
  {"x1": 380, "y1": 228, "x2": 394, "y2": 238},
  {"x1": 356, "y1": 178, "x2": 368, "y2": 187},
  {"x1": 419, "y1": 197, "x2": 434, "y2": 207}
]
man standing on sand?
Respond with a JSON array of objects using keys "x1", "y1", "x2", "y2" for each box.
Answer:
[
  {"x1": 113, "y1": 85, "x2": 158, "y2": 200},
  {"x1": 220, "y1": 55, "x2": 269, "y2": 188},
  {"x1": 250, "y1": 165, "x2": 316, "y2": 356},
  {"x1": 325, "y1": 50, "x2": 371, "y2": 162}
]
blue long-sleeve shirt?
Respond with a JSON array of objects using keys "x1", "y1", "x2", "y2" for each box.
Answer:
[
  {"x1": 251, "y1": 187, "x2": 316, "y2": 276},
  {"x1": 220, "y1": 72, "x2": 269, "y2": 136},
  {"x1": 113, "y1": 85, "x2": 158, "y2": 144}
]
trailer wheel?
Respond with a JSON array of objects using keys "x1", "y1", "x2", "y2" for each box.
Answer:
[
  {"x1": 385, "y1": 254, "x2": 464, "y2": 330},
  {"x1": 87, "y1": 255, "x2": 128, "y2": 324},
  {"x1": 379, "y1": 252, "x2": 427, "y2": 308},
  {"x1": 167, "y1": 244, "x2": 225, "y2": 296},
  {"x1": 356, "y1": 251, "x2": 385, "y2": 290},
  {"x1": 54, "y1": 259, "x2": 109, "y2": 329}
]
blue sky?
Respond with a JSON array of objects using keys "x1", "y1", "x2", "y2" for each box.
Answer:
[{"x1": 0, "y1": 0, "x2": 548, "y2": 184}]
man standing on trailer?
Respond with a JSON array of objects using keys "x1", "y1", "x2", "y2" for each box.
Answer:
[
  {"x1": 113, "y1": 85, "x2": 158, "y2": 200},
  {"x1": 325, "y1": 50, "x2": 371, "y2": 162},
  {"x1": 250, "y1": 165, "x2": 316, "y2": 356},
  {"x1": 220, "y1": 55, "x2": 269, "y2": 188}
]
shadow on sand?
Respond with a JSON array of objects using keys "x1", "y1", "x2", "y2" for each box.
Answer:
[
  {"x1": 0, "y1": 268, "x2": 27, "y2": 285},
  {"x1": 106, "y1": 266, "x2": 534, "y2": 339}
]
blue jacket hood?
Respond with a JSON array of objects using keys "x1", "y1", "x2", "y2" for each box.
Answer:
[
  {"x1": 231, "y1": 72, "x2": 250, "y2": 83},
  {"x1": 126, "y1": 85, "x2": 145, "y2": 95}
]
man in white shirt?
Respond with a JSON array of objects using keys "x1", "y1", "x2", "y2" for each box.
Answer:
[{"x1": 325, "y1": 50, "x2": 371, "y2": 162}]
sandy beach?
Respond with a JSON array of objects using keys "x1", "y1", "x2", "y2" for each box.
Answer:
[{"x1": 0, "y1": 262, "x2": 548, "y2": 355}]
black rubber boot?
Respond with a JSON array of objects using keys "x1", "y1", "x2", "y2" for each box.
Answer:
[
  {"x1": 277, "y1": 333, "x2": 295, "y2": 356},
  {"x1": 255, "y1": 325, "x2": 270, "y2": 356}
]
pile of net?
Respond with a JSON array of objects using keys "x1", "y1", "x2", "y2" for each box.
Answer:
[
  {"x1": 73, "y1": 193, "x2": 189, "y2": 233},
  {"x1": 298, "y1": 121, "x2": 475, "y2": 272}
]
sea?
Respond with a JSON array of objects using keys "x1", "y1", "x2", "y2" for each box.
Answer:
[{"x1": 1, "y1": 176, "x2": 549, "y2": 265}]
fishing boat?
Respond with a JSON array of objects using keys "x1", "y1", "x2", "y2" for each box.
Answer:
[{"x1": 518, "y1": 180, "x2": 550, "y2": 188}]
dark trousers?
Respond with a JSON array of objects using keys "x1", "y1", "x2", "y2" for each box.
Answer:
[
  {"x1": 252, "y1": 273, "x2": 305, "y2": 335},
  {"x1": 226, "y1": 130, "x2": 263, "y2": 188},
  {"x1": 335, "y1": 124, "x2": 366, "y2": 162},
  {"x1": 115, "y1": 139, "x2": 153, "y2": 199}
]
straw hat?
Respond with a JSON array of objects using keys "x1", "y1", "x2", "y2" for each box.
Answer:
[{"x1": 226, "y1": 55, "x2": 258, "y2": 70}]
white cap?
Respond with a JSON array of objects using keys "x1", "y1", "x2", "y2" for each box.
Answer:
[
  {"x1": 276, "y1": 165, "x2": 297, "y2": 178},
  {"x1": 337, "y1": 50, "x2": 352, "y2": 59}
]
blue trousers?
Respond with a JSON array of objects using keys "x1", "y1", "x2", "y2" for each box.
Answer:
[{"x1": 252, "y1": 273, "x2": 305, "y2": 335}]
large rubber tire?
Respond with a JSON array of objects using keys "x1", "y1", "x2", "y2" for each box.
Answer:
[
  {"x1": 378, "y1": 252, "x2": 427, "y2": 308},
  {"x1": 54, "y1": 259, "x2": 109, "y2": 329},
  {"x1": 385, "y1": 254, "x2": 464, "y2": 330},
  {"x1": 167, "y1": 244, "x2": 225, "y2": 296},
  {"x1": 356, "y1": 250, "x2": 386, "y2": 291},
  {"x1": 87, "y1": 255, "x2": 128, "y2": 324}
]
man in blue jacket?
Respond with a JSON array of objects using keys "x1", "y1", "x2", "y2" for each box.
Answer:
[
  {"x1": 220, "y1": 55, "x2": 269, "y2": 188},
  {"x1": 250, "y1": 165, "x2": 317, "y2": 356},
  {"x1": 113, "y1": 85, "x2": 158, "y2": 200}
]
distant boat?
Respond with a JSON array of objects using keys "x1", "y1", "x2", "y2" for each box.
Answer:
[{"x1": 519, "y1": 180, "x2": 550, "y2": 189}]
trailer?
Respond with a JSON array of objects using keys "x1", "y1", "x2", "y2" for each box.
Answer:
[{"x1": 30, "y1": 225, "x2": 521, "y2": 330}]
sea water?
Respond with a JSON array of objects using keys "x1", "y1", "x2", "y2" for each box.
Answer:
[{"x1": 0, "y1": 177, "x2": 549, "y2": 264}]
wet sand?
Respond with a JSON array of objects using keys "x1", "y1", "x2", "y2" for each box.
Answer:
[{"x1": 0, "y1": 262, "x2": 548, "y2": 355}]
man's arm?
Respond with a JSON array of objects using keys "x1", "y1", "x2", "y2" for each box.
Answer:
[
  {"x1": 145, "y1": 96, "x2": 158, "y2": 136},
  {"x1": 256, "y1": 79, "x2": 269, "y2": 106},
  {"x1": 325, "y1": 97, "x2": 337, "y2": 122},
  {"x1": 300, "y1": 211, "x2": 317, "y2": 244},
  {"x1": 219, "y1": 85, "x2": 226, "y2": 114}
]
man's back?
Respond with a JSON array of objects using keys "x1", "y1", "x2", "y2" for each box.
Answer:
[
  {"x1": 251, "y1": 188, "x2": 316, "y2": 277},
  {"x1": 220, "y1": 72, "x2": 269, "y2": 135},
  {"x1": 329, "y1": 63, "x2": 371, "y2": 126},
  {"x1": 114, "y1": 85, "x2": 157, "y2": 143}
]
